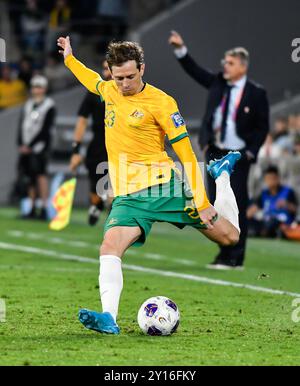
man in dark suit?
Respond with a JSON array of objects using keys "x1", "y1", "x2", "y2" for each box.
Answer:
[{"x1": 169, "y1": 31, "x2": 269, "y2": 270}]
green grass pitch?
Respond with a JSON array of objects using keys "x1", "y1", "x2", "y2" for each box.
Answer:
[{"x1": 0, "y1": 207, "x2": 300, "y2": 366}]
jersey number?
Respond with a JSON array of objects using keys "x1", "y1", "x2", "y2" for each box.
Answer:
[{"x1": 105, "y1": 110, "x2": 116, "y2": 128}]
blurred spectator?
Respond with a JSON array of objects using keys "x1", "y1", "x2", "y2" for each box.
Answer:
[
  {"x1": 288, "y1": 113, "x2": 297, "y2": 133},
  {"x1": 95, "y1": 0, "x2": 128, "y2": 50},
  {"x1": 18, "y1": 56, "x2": 34, "y2": 89},
  {"x1": 17, "y1": 75, "x2": 56, "y2": 220},
  {"x1": 247, "y1": 166, "x2": 298, "y2": 238},
  {"x1": 0, "y1": 64, "x2": 27, "y2": 109},
  {"x1": 20, "y1": 0, "x2": 47, "y2": 61},
  {"x1": 294, "y1": 113, "x2": 300, "y2": 135},
  {"x1": 8, "y1": 0, "x2": 24, "y2": 40},
  {"x1": 97, "y1": 0, "x2": 128, "y2": 20},
  {"x1": 294, "y1": 134, "x2": 300, "y2": 156},
  {"x1": 44, "y1": 52, "x2": 75, "y2": 92},
  {"x1": 272, "y1": 117, "x2": 293, "y2": 154},
  {"x1": 129, "y1": 0, "x2": 180, "y2": 26},
  {"x1": 46, "y1": 0, "x2": 71, "y2": 53},
  {"x1": 71, "y1": 0, "x2": 95, "y2": 22},
  {"x1": 258, "y1": 134, "x2": 282, "y2": 160}
]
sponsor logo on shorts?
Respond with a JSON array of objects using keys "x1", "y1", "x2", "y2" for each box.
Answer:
[{"x1": 108, "y1": 218, "x2": 118, "y2": 226}]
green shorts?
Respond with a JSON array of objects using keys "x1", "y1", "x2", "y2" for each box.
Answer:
[{"x1": 104, "y1": 172, "x2": 213, "y2": 246}]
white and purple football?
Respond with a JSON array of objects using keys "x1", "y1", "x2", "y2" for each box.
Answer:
[{"x1": 137, "y1": 296, "x2": 180, "y2": 336}]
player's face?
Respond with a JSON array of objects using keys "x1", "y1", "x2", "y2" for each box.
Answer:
[
  {"x1": 111, "y1": 60, "x2": 145, "y2": 96},
  {"x1": 222, "y1": 55, "x2": 247, "y2": 82}
]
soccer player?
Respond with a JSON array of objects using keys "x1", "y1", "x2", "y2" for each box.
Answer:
[
  {"x1": 69, "y1": 60, "x2": 112, "y2": 225},
  {"x1": 58, "y1": 36, "x2": 241, "y2": 334}
]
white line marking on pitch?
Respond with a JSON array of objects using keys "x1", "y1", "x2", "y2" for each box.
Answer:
[
  {"x1": 0, "y1": 264, "x2": 94, "y2": 274},
  {"x1": 6, "y1": 230, "x2": 196, "y2": 266},
  {"x1": 0, "y1": 241, "x2": 299, "y2": 298},
  {"x1": 8, "y1": 230, "x2": 91, "y2": 248}
]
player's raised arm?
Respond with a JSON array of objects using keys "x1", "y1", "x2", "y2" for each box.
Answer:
[{"x1": 57, "y1": 36, "x2": 104, "y2": 96}]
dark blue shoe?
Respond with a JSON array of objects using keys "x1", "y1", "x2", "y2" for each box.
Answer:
[
  {"x1": 78, "y1": 309, "x2": 120, "y2": 335},
  {"x1": 207, "y1": 151, "x2": 241, "y2": 180}
]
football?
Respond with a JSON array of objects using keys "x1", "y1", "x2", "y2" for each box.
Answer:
[{"x1": 137, "y1": 296, "x2": 180, "y2": 336}]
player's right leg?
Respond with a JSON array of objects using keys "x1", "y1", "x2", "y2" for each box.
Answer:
[
  {"x1": 79, "y1": 226, "x2": 141, "y2": 334},
  {"x1": 199, "y1": 216, "x2": 239, "y2": 246},
  {"x1": 199, "y1": 152, "x2": 241, "y2": 247}
]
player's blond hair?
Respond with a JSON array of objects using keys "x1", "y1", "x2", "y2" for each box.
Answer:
[{"x1": 106, "y1": 41, "x2": 145, "y2": 70}]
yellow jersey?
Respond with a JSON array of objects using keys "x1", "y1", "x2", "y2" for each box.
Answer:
[
  {"x1": 65, "y1": 55, "x2": 210, "y2": 210},
  {"x1": 66, "y1": 56, "x2": 188, "y2": 196},
  {"x1": 99, "y1": 80, "x2": 189, "y2": 195}
]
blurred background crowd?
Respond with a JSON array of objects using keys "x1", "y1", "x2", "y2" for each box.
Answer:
[{"x1": 0, "y1": 0, "x2": 179, "y2": 102}]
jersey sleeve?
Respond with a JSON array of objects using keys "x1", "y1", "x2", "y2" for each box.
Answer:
[
  {"x1": 153, "y1": 95, "x2": 189, "y2": 144},
  {"x1": 65, "y1": 55, "x2": 107, "y2": 101}
]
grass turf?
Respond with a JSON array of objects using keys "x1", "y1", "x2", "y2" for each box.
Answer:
[{"x1": 0, "y1": 207, "x2": 300, "y2": 366}]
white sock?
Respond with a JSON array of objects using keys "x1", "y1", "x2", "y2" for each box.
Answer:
[
  {"x1": 99, "y1": 255, "x2": 123, "y2": 322},
  {"x1": 214, "y1": 172, "x2": 240, "y2": 233}
]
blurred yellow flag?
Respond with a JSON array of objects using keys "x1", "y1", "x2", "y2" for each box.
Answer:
[{"x1": 49, "y1": 178, "x2": 77, "y2": 231}]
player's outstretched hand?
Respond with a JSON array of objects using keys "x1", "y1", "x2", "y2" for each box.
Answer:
[
  {"x1": 57, "y1": 36, "x2": 73, "y2": 59},
  {"x1": 168, "y1": 30, "x2": 185, "y2": 49},
  {"x1": 198, "y1": 205, "x2": 217, "y2": 230}
]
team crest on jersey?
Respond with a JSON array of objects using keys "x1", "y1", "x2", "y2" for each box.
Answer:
[
  {"x1": 130, "y1": 110, "x2": 144, "y2": 119},
  {"x1": 171, "y1": 112, "x2": 185, "y2": 128}
]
